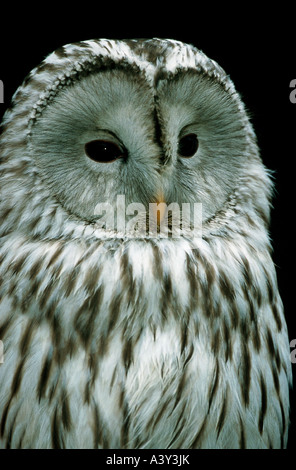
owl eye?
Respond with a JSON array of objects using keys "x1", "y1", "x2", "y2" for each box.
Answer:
[
  {"x1": 85, "y1": 140, "x2": 124, "y2": 163},
  {"x1": 178, "y1": 133, "x2": 199, "y2": 158}
]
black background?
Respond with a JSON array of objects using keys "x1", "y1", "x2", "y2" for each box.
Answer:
[{"x1": 0, "y1": 3, "x2": 295, "y2": 454}]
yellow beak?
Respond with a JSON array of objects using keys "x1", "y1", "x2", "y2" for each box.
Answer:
[{"x1": 154, "y1": 192, "x2": 166, "y2": 226}]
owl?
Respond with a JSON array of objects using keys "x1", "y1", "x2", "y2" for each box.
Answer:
[{"x1": 0, "y1": 38, "x2": 292, "y2": 449}]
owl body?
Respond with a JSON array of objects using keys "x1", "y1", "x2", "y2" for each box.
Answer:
[{"x1": 0, "y1": 38, "x2": 292, "y2": 448}]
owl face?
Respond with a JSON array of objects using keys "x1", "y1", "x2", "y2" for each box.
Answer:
[{"x1": 27, "y1": 40, "x2": 249, "y2": 234}]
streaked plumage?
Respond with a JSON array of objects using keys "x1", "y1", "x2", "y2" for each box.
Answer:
[{"x1": 0, "y1": 38, "x2": 292, "y2": 448}]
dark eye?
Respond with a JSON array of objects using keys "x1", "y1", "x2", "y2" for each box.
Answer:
[
  {"x1": 178, "y1": 133, "x2": 199, "y2": 158},
  {"x1": 85, "y1": 140, "x2": 124, "y2": 163}
]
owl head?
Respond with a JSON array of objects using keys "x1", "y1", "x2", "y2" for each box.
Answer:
[{"x1": 0, "y1": 38, "x2": 272, "y2": 241}]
